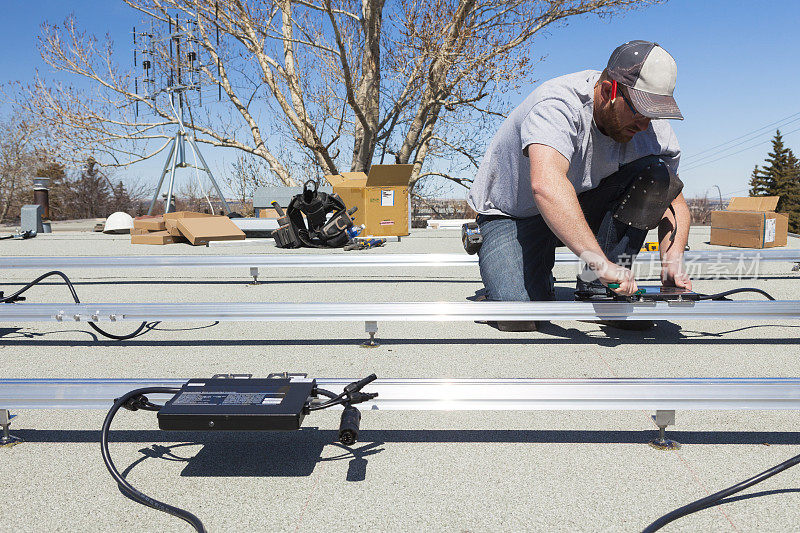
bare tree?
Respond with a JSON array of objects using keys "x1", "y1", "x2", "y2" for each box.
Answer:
[
  {"x1": 0, "y1": 113, "x2": 38, "y2": 223},
  {"x1": 175, "y1": 178, "x2": 215, "y2": 213},
  {"x1": 0, "y1": 108, "x2": 157, "y2": 222},
  {"x1": 225, "y1": 152, "x2": 281, "y2": 214},
  {"x1": 17, "y1": 0, "x2": 662, "y2": 191},
  {"x1": 686, "y1": 195, "x2": 713, "y2": 226}
]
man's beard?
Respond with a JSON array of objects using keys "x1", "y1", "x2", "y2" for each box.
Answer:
[{"x1": 603, "y1": 109, "x2": 634, "y2": 144}]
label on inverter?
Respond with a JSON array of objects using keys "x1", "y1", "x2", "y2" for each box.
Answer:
[{"x1": 172, "y1": 392, "x2": 284, "y2": 406}]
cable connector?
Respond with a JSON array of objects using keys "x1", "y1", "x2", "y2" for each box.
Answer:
[
  {"x1": 119, "y1": 394, "x2": 150, "y2": 412},
  {"x1": 0, "y1": 292, "x2": 25, "y2": 303},
  {"x1": 344, "y1": 374, "x2": 377, "y2": 394},
  {"x1": 339, "y1": 405, "x2": 361, "y2": 445},
  {"x1": 348, "y1": 391, "x2": 378, "y2": 405}
]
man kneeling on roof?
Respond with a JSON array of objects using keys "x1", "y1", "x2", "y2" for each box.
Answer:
[{"x1": 467, "y1": 40, "x2": 692, "y2": 332}]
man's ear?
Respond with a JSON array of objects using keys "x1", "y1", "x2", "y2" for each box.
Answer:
[{"x1": 599, "y1": 80, "x2": 613, "y2": 103}]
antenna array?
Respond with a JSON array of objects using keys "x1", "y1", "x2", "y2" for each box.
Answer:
[
  {"x1": 130, "y1": 11, "x2": 231, "y2": 216},
  {"x1": 132, "y1": 13, "x2": 219, "y2": 115}
]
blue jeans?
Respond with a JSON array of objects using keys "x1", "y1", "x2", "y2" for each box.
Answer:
[{"x1": 477, "y1": 157, "x2": 660, "y2": 302}]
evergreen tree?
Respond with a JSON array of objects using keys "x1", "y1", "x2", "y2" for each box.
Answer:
[
  {"x1": 65, "y1": 157, "x2": 111, "y2": 219},
  {"x1": 748, "y1": 164, "x2": 769, "y2": 196},
  {"x1": 109, "y1": 181, "x2": 132, "y2": 213},
  {"x1": 748, "y1": 130, "x2": 800, "y2": 232}
]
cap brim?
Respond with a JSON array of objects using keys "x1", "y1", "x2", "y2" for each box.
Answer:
[{"x1": 628, "y1": 87, "x2": 684, "y2": 120}]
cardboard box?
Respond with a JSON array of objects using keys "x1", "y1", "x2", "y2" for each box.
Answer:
[
  {"x1": 163, "y1": 211, "x2": 214, "y2": 220},
  {"x1": 325, "y1": 164, "x2": 412, "y2": 237},
  {"x1": 175, "y1": 216, "x2": 246, "y2": 245},
  {"x1": 163, "y1": 211, "x2": 213, "y2": 236},
  {"x1": 710, "y1": 196, "x2": 788, "y2": 248},
  {"x1": 131, "y1": 230, "x2": 186, "y2": 245},
  {"x1": 133, "y1": 216, "x2": 166, "y2": 232}
]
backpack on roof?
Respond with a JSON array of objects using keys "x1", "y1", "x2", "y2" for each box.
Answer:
[{"x1": 272, "y1": 180, "x2": 356, "y2": 249}]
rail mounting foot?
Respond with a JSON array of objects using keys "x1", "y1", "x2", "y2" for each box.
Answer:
[
  {"x1": 0, "y1": 410, "x2": 22, "y2": 448},
  {"x1": 648, "y1": 410, "x2": 680, "y2": 450},
  {"x1": 361, "y1": 321, "x2": 380, "y2": 348}
]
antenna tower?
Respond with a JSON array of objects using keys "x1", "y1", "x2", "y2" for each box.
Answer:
[{"x1": 132, "y1": 12, "x2": 231, "y2": 215}]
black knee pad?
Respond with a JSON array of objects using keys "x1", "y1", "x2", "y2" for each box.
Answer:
[{"x1": 613, "y1": 157, "x2": 683, "y2": 230}]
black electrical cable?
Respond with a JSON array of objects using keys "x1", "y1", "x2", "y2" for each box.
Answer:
[
  {"x1": 101, "y1": 387, "x2": 206, "y2": 533},
  {"x1": 309, "y1": 387, "x2": 346, "y2": 410},
  {"x1": 0, "y1": 270, "x2": 148, "y2": 340},
  {"x1": 315, "y1": 388, "x2": 338, "y2": 400},
  {"x1": 643, "y1": 452, "x2": 800, "y2": 532},
  {"x1": 696, "y1": 287, "x2": 776, "y2": 301},
  {"x1": 101, "y1": 378, "x2": 376, "y2": 529}
]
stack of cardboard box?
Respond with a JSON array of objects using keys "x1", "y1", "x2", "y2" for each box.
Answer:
[{"x1": 132, "y1": 212, "x2": 246, "y2": 245}]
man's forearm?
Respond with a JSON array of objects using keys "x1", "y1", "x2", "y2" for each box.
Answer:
[
  {"x1": 527, "y1": 144, "x2": 638, "y2": 295},
  {"x1": 658, "y1": 193, "x2": 690, "y2": 263},
  {"x1": 533, "y1": 176, "x2": 606, "y2": 261},
  {"x1": 527, "y1": 143, "x2": 636, "y2": 294}
]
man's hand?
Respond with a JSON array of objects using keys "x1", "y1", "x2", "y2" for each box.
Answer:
[
  {"x1": 581, "y1": 251, "x2": 639, "y2": 296},
  {"x1": 659, "y1": 193, "x2": 691, "y2": 291},
  {"x1": 599, "y1": 262, "x2": 639, "y2": 296},
  {"x1": 661, "y1": 259, "x2": 692, "y2": 290}
]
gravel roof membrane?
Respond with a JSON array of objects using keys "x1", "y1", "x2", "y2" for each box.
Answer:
[{"x1": 0, "y1": 224, "x2": 799, "y2": 533}]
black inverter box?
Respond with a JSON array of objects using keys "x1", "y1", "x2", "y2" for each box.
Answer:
[{"x1": 157, "y1": 377, "x2": 316, "y2": 431}]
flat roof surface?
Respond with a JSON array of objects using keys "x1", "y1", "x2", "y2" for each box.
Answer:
[{"x1": 1, "y1": 225, "x2": 799, "y2": 532}]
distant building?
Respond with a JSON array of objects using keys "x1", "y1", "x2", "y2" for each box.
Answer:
[{"x1": 412, "y1": 198, "x2": 476, "y2": 224}]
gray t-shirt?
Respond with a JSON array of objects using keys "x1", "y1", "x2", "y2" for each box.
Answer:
[{"x1": 467, "y1": 70, "x2": 680, "y2": 218}]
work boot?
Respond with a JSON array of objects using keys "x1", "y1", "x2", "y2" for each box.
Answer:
[
  {"x1": 495, "y1": 321, "x2": 540, "y2": 332},
  {"x1": 474, "y1": 290, "x2": 542, "y2": 331},
  {"x1": 596, "y1": 319, "x2": 655, "y2": 331}
]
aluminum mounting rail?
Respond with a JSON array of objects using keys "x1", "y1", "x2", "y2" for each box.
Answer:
[
  {"x1": 1, "y1": 300, "x2": 798, "y2": 323},
  {"x1": 1, "y1": 249, "x2": 799, "y2": 270},
  {"x1": 2, "y1": 377, "x2": 800, "y2": 411}
]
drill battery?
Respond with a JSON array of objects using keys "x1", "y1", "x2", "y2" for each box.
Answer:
[{"x1": 462, "y1": 222, "x2": 482, "y2": 255}]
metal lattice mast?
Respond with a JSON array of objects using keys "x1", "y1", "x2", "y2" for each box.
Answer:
[{"x1": 133, "y1": 13, "x2": 231, "y2": 215}]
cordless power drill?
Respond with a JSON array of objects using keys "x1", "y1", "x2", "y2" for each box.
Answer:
[{"x1": 461, "y1": 222, "x2": 482, "y2": 255}]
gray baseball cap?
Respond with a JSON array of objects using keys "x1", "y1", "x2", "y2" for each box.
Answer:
[{"x1": 607, "y1": 40, "x2": 683, "y2": 120}]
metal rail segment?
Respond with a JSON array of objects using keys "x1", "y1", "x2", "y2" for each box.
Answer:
[
  {"x1": 2, "y1": 377, "x2": 800, "y2": 411},
  {"x1": 1, "y1": 300, "x2": 798, "y2": 323},
  {"x1": 1, "y1": 250, "x2": 799, "y2": 270}
]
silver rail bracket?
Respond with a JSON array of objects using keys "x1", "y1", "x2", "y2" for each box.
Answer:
[
  {"x1": 0, "y1": 409, "x2": 22, "y2": 448},
  {"x1": 3, "y1": 250, "x2": 799, "y2": 271},
  {"x1": 9, "y1": 300, "x2": 799, "y2": 324},
  {"x1": 649, "y1": 410, "x2": 680, "y2": 450},
  {"x1": 4, "y1": 377, "x2": 800, "y2": 411},
  {"x1": 666, "y1": 299, "x2": 695, "y2": 308},
  {"x1": 362, "y1": 321, "x2": 379, "y2": 348},
  {"x1": 249, "y1": 267, "x2": 261, "y2": 285}
]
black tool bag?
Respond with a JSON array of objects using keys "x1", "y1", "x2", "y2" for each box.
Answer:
[
  {"x1": 272, "y1": 202, "x2": 302, "y2": 248},
  {"x1": 273, "y1": 180, "x2": 356, "y2": 249}
]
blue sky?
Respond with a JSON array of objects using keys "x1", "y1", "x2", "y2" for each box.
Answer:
[{"x1": 2, "y1": 0, "x2": 799, "y2": 200}]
